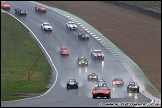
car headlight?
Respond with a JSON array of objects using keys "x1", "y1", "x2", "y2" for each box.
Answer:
[
  {"x1": 94, "y1": 76, "x2": 97, "y2": 78},
  {"x1": 113, "y1": 81, "x2": 115, "y2": 84},
  {"x1": 85, "y1": 62, "x2": 87, "y2": 64},
  {"x1": 135, "y1": 86, "x2": 138, "y2": 88},
  {"x1": 21, "y1": 12, "x2": 22, "y2": 13},
  {"x1": 79, "y1": 62, "x2": 81, "y2": 64}
]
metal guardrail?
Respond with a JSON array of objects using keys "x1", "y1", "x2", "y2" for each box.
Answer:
[{"x1": 103, "y1": 1, "x2": 161, "y2": 19}]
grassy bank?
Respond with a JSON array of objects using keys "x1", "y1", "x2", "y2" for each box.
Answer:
[{"x1": 1, "y1": 12, "x2": 52, "y2": 101}]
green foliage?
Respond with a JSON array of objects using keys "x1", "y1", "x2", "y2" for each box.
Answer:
[{"x1": 1, "y1": 96, "x2": 25, "y2": 101}]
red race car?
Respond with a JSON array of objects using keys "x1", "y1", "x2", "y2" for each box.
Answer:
[
  {"x1": 1, "y1": 1, "x2": 10, "y2": 10},
  {"x1": 92, "y1": 86, "x2": 111, "y2": 99},
  {"x1": 34, "y1": 4, "x2": 47, "y2": 12},
  {"x1": 112, "y1": 78, "x2": 124, "y2": 86},
  {"x1": 60, "y1": 46, "x2": 69, "y2": 55}
]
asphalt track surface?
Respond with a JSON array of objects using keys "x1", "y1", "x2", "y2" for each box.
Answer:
[{"x1": 1, "y1": 1, "x2": 152, "y2": 107}]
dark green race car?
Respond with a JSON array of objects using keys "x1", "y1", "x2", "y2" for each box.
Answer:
[
  {"x1": 77, "y1": 57, "x2": 88, "y2": 66},
  {"x1": 78, "y1": 31, "x2": 90, "y2": 40}
]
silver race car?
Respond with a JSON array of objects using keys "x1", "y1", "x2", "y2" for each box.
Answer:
[
  {"x1": 67, "y1": 79, "x2": 78, "y2": 89},
  {"x1": 87, "y1": 72, "x2": 98, "y2": 81}
]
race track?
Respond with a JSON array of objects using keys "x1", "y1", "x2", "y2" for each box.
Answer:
[{"x1": 1, "y1": 1, "x2": 153, "y2": 107}]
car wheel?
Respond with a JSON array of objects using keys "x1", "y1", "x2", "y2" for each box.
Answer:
[
  {"x1": 96, "y1": 78, "x2": 98, "y2": 81},
  {"x1": 76, "y1": 85, "x2": 78, "y2": 89},
  {"x1": 91, "y1": 53, "x2": 93, "y2": 57},
  {"x1": 88, "y1": 78, "x2": 90, "y2": 81},
  {"x1": 67, "y1": 85, "x2": 69, "y2": 89},
  {"x1": 107, "y1": 94, "x2": 111, "y2": 98},
  {"x1": 127, "y1": 87, "x2": 129, "y2": 92},
  {"x1": 93, "y1": 95, "x2": 97, "y2": 99},
  {"x1": 137, "y1": 88, "x2": 139, "y2": 93}
]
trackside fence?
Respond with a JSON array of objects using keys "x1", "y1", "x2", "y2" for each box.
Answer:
[{"x1": 103, "y1": 1, "x2": 161, "y2": 19}]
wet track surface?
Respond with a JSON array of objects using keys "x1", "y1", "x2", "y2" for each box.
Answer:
[{"x1": 1, "y1": 1, "x2": 152, "y2": 107}]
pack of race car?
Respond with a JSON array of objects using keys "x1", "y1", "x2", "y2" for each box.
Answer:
[{"x1": 5, "y1": 2, "x2": 141, "y2": 100}]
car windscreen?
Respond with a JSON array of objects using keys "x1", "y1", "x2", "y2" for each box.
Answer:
[
  {"x1": 61, "y1": 48, "x2": 68, "y2": 50},
  {"x1": 69, "y1": 79, "x2": 76, "y2": 82},
  {"x1": 44, "y1": 24, "x2": 50, "y2": 26},
  {"x1": 129, "y1": 82, "x2": 136, "y2": 85},
  {"x1": 69, "y1": 22, "x2": 75, "y2": 25},
  {"x1": 114, "y1": 78, "x2": 122, "y2": 81},
  {"x1": 80, "y1": 57, "x2": 86, "y2": 60},
  {"x1": 95, "y1": 51, "x2": 101, "y2": 53},
  {"x1": 90, "y1": 73, "x2": 95, "y2": 75},
  {"x1": 95, "y1": 87, "x2": 109, "y2": 90}
]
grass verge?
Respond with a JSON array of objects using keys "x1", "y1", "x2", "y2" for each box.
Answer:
[{"x1": 1, "y1": 12, "x2": 52, "y2": 101}]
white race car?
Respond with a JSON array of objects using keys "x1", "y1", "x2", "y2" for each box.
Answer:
[
  {"x1": 41, "y1": 22, "x2": 52, "y2": 31},
  {"x1": 66, "y1": 21, "x2": 77, "y2": 30},
  {"x1": 91, "y1": 50, "x2": 104, "y2": 60}
]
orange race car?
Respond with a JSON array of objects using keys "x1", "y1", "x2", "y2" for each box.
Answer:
[
  {"x1": 1, "y1": 1, "x2": 10, "y2": 10},
  {"x1": 92, "y1": 86, "x2": 111, "y2": 99}
]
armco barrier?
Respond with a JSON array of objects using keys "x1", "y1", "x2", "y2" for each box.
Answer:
[{"x1": 103, "y1": 1, "x2": 161, "y2": 19}]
